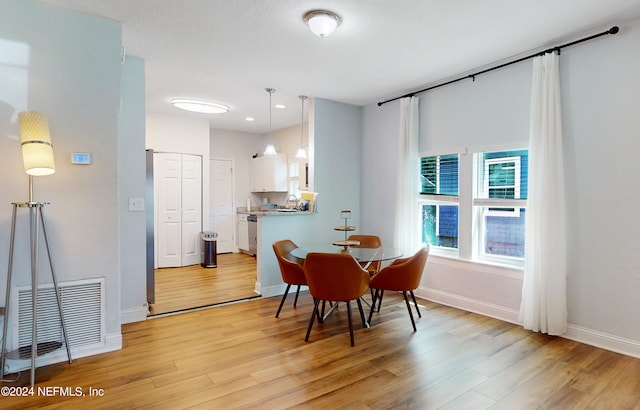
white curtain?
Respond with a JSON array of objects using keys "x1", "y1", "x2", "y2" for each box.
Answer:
[
  {"x1": 393, "y1": 96, "x2": 420, "y2": 255},
  {"x1": 519, "y1": 52, "x2": 567, "y2": 335}
]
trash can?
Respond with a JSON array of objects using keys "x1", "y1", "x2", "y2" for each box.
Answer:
[{"x1": 201, "y1": 231, "x2": 218, "y2": 268}]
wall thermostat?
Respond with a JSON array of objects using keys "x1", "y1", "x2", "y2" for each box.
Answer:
[{"x1": 71, "y1": 152, "x2": 92, "y2": 164}]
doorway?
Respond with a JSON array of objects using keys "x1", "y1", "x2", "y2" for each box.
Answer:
[
  {"x1": 148, "y1": 253, "x2": 258, "y2": 316},
  {"x1": 147, "y1": 151, "x2": 258, "y2": 315},
  {"x1": 209, "y1": 158, "x2": 234, "y2": 253}
]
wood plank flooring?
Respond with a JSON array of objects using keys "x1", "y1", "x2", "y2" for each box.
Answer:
[
  {"x1": 2, "y1": 289, "x2": 639, "y2": 409},
  {"x1": 149, "y1": 253, "x2": 259, "y2": 316}
]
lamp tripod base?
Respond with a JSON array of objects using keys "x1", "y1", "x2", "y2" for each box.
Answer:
[{"x1": 0, "y1": 201, "x2": 72, "y2": 388}]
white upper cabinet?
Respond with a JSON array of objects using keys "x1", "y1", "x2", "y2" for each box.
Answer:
[{"x1": 250, "y1": 153, "x2": 288, "y2": 192}]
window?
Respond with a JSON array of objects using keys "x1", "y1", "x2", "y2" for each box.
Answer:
[
  {"x1": 419, "y1": 148, "x2": 528, "y2": 265},
  {"x1": 483, "y1": 155, "x2": 522, "y2": 217},
  {"x1": 420, "y1": 154, "x2": 459, "y2": 250}
]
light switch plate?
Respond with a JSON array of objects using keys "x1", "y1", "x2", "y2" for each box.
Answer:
[{"x1": 128, "y1": 197, "x2": 145, "y2": 212}]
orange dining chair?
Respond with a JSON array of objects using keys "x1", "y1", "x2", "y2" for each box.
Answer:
[
  {"x1": 272, "y1": 240, "x2": 307, "y2": 318},
  {"x1": 303, "y1": 252, "x2": 371, "y2": 346},
  {"x1": 347, "y1": 234, "x2": 383, "y2": 275},
  {"x1": 368, "y1": 246, "x2": 429, "y2": 331}
]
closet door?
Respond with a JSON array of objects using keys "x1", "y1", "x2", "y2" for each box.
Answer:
[
  {"x1": 156, "y1": 153, "x2": 182, "y2": 268},
  {"x1": 155, "y1": 152, "x2": 202, "y2": 268},
  {"x1": 181, "y1": 154, "x2": 202, "y2": 266}
]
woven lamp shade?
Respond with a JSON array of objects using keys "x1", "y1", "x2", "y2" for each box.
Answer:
[{"x1": 18, "y1": 111, "x2": 55, "y2": 176}]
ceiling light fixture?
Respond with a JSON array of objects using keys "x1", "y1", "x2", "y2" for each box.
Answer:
[
  {"x1": 264, "y1": 88, "x2": 277, "y2": 156},
  {"x1": 295, "y1": 95, "x2": 308, "y2": 159},
  {"x1": 171, "y1": 99, "x2": 229, "y2": 114},
  {"x1": 303, "y1": 10, "x2": 341, "y2": 37}
]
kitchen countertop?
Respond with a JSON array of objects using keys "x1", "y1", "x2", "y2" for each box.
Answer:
[{"x1": 237, "y1": 208, "x2": 313, "y2": 216}]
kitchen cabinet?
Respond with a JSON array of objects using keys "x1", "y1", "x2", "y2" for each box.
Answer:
[
  {"x1": 250, "y1": 154, "x2": 288, "y2": 192},
  {"x1": 238, "y1": 214, "x2": 249, "y2": 252}
]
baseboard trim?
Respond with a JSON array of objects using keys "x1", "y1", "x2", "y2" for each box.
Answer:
[
  {"x1": 416, "y1": 286, "x2": 640, "y2": 359},
  {"x1": 260, "y1": 284, "x2": 308, "y2": 298},
  {"x1": 4, "y1": 332, "x2": 122, "y2": 373},
  {"x1": 417, "y1": 287, "x2": 520, "y2": 324},
  {"x1": 564, "y1": 324, "x2": 640, "y2": 359},
  {"x1": 121, "y1": 306, "x2": 149, "y2": 324}
]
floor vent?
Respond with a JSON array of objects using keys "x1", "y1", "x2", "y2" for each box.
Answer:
[{"x1": 10, "y1": 279, "x2": 105, "y2": 354}]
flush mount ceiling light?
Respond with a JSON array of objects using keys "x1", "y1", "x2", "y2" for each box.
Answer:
[
  {"x1": 171, "y1": 99, "x2": 229, "y2": 114},
  {"x1": 303, "y1": 10, "x2": 341, "y2": 37}
]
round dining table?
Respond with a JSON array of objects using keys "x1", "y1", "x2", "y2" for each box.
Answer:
[{"x1": 290, "y1": 244, "x2": 404, "y2": 264}]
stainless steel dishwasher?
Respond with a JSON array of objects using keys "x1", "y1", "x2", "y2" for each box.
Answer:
[{"x1": 248, "y1": 214, "x2": 257, "y2": 256}]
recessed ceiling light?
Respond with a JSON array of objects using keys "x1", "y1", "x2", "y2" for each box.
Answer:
[
  {"x1": 171, "y1": 99, "x2": 229, "y2": 114},
  {"x1": 245, "y1": 117, "x2": 255, "y2": 122},
  {"x1": 275, "y1": 104, "x2": 286, "y2": 109}
]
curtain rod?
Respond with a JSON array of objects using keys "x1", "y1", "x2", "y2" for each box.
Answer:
[{"x1": 377, "y1": 26, "x2": 619, "y2": 107}]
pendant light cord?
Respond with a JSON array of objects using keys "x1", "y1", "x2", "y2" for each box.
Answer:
[{"x1": 299, "y1": 95, "x2": 307, "y2": 147}]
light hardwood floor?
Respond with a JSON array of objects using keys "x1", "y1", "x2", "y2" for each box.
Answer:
[
  {"x1": 149, "y1": 253, "x2": 259, "y2": 316},
  {"x1": 2, "y1": 286, "x2": 639, "y2": 409}
]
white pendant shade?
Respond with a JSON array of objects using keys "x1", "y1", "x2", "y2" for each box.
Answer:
[
  {"x1": 295, "y1": 147, "x2": 307, "y2": 159},
  {"x1": 264, "y1": 143, "x2": 277, "y2": 156},
  {"x1": 18, "y1": 111, "x2": 55, "y2": 176}
]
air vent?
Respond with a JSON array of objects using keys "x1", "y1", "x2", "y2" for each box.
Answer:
[{"x1": 9, "y1": 279, "x2": 105, "y2": 357}]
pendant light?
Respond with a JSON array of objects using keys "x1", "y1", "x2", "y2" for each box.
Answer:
[
  {"x1": 295, "y1": 95, "x2": 308, "y2": 159},
  {"x1": 263, "y1": 88, "x2": 277, "y2": 156}
]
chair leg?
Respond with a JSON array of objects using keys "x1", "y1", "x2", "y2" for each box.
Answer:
[
  {"x1": 346, "y1": 300, "x2": 355, "y2": 347},
  {"x1": 410, "y1": 290, "x2": 421, "y2": 318},
  {"x1": 377, "y1": 290, "x2": 385, "y2": 312},
  {"x1": 275, "y1": 284, "x2": 291, "y2": 318},
  {"x1": 320, "y1": 300, "x2": 326, "y2": 323},
  {"x1": 356, "y1": 297, "x2": 368, "y2": 328},
  {"x1": 368, "y1": 289, "x2": 379, "y2": 325},
  {"x1": 403, "y1": 291, "x2": 417, "y2": 332},
  {"x1": 305, "y1": 298, "x2": 321, "y2": 342},
  {"x1": 293, "y1": 285, "x2": 301, "y2": 307}
]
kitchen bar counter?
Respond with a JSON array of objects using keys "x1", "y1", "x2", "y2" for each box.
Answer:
[
  {"x1": 237, "y1": 208, "x2": 313, "y2": 216},
  {"x1": 237, "y1": 207, "x2": 317, "y2": 297}
]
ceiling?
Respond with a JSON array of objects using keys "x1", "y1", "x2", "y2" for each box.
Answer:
[{"x1": 41, "y1": 0, "x2": 640, "y2": 134}]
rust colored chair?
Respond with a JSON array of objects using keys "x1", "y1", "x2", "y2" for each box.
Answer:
[
  {"x1": 303, "y1": 252, "x2": 371, "y2": 346},
  {"x1": 347, "y1": 234, "x2": 383, "y2": 275},
  {"x1": 368, "y1": 246, "x2": 429, "y2": 331},
  {"x1": 272, "y1": 240, "x2": 307, "y2": 318}
]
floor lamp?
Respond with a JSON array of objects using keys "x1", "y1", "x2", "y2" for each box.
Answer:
[{"x1": 0, "y1": 111, "x2": 72, "y2": 387}]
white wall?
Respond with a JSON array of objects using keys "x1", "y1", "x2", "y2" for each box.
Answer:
[
  {"x1": 362, "y1": 19, "x2": 640, "y2": 357},
  {"x1": 210, "y1": 122, "x2": 309, "y2": 211},
  {"x1": 256, "y1": 98, "x2": 363, "y2": 296},
  {"x1": 210, "y1": 128, "x2": 263, "y2": 210},
  {"x1": 361, "y1": 100, "x2": 402, "y2": 243},
  {"x1": 118, "y1": 56, "x2": 147, "y2": 323},
  {"x1": 146, "y1": 114, "x2": 211, "y2": 233},
  {"x1": 0, "y1": 0, "x2": 129, "y2": 354}
]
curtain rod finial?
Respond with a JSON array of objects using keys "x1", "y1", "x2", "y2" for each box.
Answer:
[{"x1": 609, "y1": 26, "x2": 619, "y2": 35}]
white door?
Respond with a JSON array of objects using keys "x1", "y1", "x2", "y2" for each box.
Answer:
[
  {"x1": 181, "y1": 154, "x2": 202, "y2": 265},
  {"x1": 155, "y1": 152, "x2": 202, "y2": 268},
  {"x1": 210, "y1": 158, "x2": 234, "y2": 253},
  {"x1": 156, "y1": 153, "x2": 182, "y2": 268}
]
